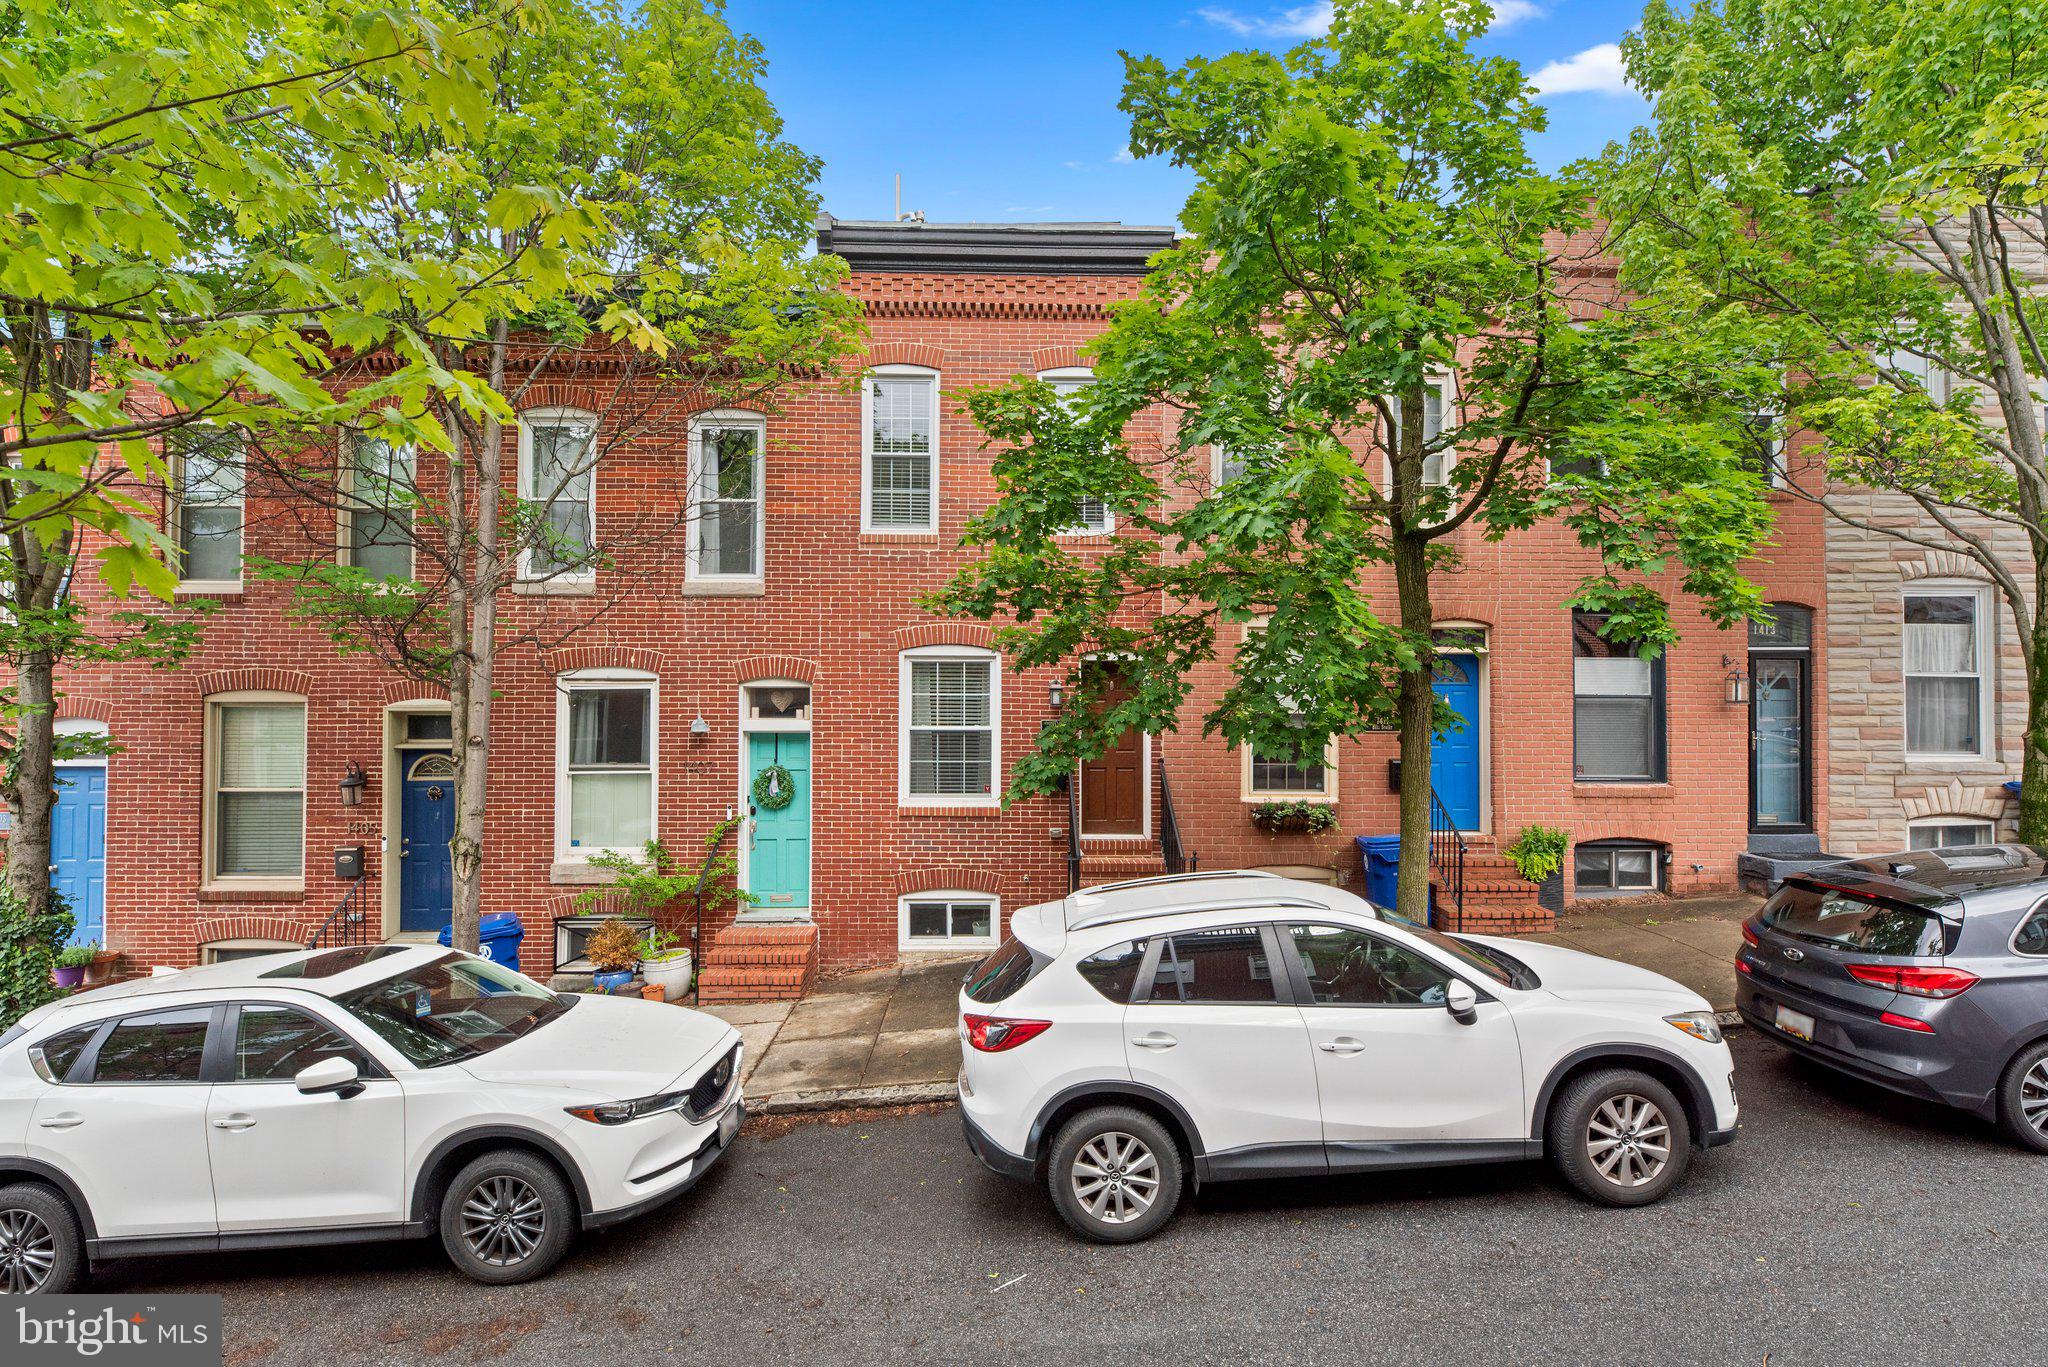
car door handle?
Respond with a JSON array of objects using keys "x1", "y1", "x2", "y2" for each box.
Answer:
[
  {"x1": 1318, "y1": 1038, "x2": 1367, "y2": 1055},
  {"x1": 212, "y1": 1115, "x2": 257, "y2": 1132},
  {"x1": 37, "y1": 1114, "x2": 82, "y2": 1130},
  {"x1": 1131, "y1": 1032, "x2": 1178, "y2": 1050}
]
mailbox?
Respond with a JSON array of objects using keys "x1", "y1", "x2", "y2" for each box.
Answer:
[
  {"x1": 334, "y1": 845, "x2": 366, "y2": 881},
  {"x1": 1387, "y1": 758, "x2": 1403, "y2": 792}
]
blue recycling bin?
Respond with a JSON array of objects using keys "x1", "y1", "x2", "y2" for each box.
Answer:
[
  {"x1": 438, "y1": 913, "x2": 525, "y2": 972},
  {"x1": 1357, "y1": 834, "x2": 1402, "y2": 912}
]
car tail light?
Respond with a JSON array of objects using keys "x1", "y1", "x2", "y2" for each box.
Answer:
[
  {"x1": 1736, "y1": 958, "x2": 1752, "y2": 975},
  {"x1": 1880, "y1": 1010, "x2": 1936, "y2": 1033},
  {"x1": 1845, "y1": 963, "x2": 1979, "y2": 998},
  {"x1": 1741, "y1": 923, "x2": 1760, "y2": 948},
  {"x1": 963, "y1": 1014, "x2": 1051, "y2": 1052}
]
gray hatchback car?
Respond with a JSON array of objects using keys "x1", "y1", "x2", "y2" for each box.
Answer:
[{"x1": 1737, "y1": 844, "x2": 2048, "y2": 1150}]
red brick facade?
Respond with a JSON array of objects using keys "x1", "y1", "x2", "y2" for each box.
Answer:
[{"x1": 56, "y1": 219, "x2": 1827, "y2": 977}]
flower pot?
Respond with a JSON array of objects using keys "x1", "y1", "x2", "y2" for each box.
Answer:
[
  {"x1": 53, "y1": 964, "x2": 85, "y2": 989},
  {"x1": 639, "y1": 982, "x2": 666, "y2": 1002},
  {"x1": 641, "y1": 951, "x2": 693, "y2": 1002},
  {"x1": 591, "y1": 969, "x2": 637, "y2": 994}
]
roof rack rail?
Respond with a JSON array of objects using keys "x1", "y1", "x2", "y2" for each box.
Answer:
[
  {"x1": 1067, "y1": 894, "x2": 1331, "y2": 933},
  {"x1": 1079, "y1": 869, "x2": 1285, "y2": 896}
]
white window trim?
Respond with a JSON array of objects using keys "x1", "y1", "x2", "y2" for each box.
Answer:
[
  {"x1": 862, "y1": 365, "x2": 939, "y2": 534},
  {"x1": 553, "y1": 668, "x2": 659, "y2": 863},
  {"x1": 1212, "y1": 443, "x2": 1245, "y2": 488},
  {"x1": 1903, "y1": 580, "x2": 1994, "y2": 763},
  {"x1": 1241, "y1": 737, "x2": 1340, "y2": 804},
  {"x1": 202, "y1": 690, "x2": 307, "y2": 893},
  {"x1": 1574, "y1": 842, "x2": 1664, "y2": 896},
  {"x1": 338, "y1": 432, "x2": 417, "y2": 580},
  {"x1": 1039, "y1": 367, "x2": 1115, "y2": 536},
  {"x1": 898, "y1": 645, "x2": 1002, "y2": 808},
  {"x1": 1907, "y1": 817, "x2": 1997, "y2": 850},
  {"x1": 200, "y1": 937, "x2": 306, "y2": 964},
  {"x1": 173, "y1": 425, "x2": 245, "y2": 593},
  {"x1": 686, "y1": 410, "x2": 767, "y2": 586},
  {"x1": 1382, "y1": 372, "x2": 1458, "y2": 492},
  {"x1": 897, "y1": 890, "x2": 1001, "y2": 953},
  {"x1": 517, "y1": 407, "x2": 600, "y2": 584}
]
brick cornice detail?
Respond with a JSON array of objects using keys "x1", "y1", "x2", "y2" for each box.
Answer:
[
  {"x1": 380, "y1": 679, "x2": 450, "y2": 706},
  {"x1": 893, "y1": 865, "x2": 1002, "y2": 897},
  {"x1": 863, "y1": 342, "x2": 945, "y2": 371},
  {"x1": 733, "y1": 655, "x2": 817, "y2": 684},
  {"x1": 56, "y1": 696, "x2": 115, "y2": 724},
  {"x1": 894, "y1": 622, "x2": 995, "y2": 651},
  {"x1": 864, "y1": 300, "x2": 1112, "y2": 321},
  {"x1": 1029, "y1": 344, "x2": 1088, "y2": 374},
  {"x1": 544, "y1": 646, "x2": 665, "y2": 676},
  {"x1": 193, "y1": 913, "x2": 310, "y2": 948},
  {"x1": 1898, "y1": 551, "x2": 1991, "y2": 583},
  {"x1": 195, "y1": 668, "x2": 317, "y2": 698}
]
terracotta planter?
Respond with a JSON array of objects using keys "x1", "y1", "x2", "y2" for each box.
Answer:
[{"x1": 639, "y1": 982, "x2": 666, "y2": 1002}]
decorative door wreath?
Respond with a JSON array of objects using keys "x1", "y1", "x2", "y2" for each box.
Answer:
[{"x1": 752, "y1": 763, "x2": 796, "y2": 811}]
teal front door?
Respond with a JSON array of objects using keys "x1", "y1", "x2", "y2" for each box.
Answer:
[{"x1": 745, "y1": 733, "x2": 810, "y2": 912}]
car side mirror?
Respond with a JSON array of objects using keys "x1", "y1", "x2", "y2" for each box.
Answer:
[
  {"x1": 295, "y1": 1056, "x2": 364, "y2": 1099},
  {"x1": 1444, "y1": 979, "x2": 1479, "y2": 1025}
]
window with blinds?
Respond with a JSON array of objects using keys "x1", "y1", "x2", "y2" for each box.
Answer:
[
  {"x1": 345, "y1": 435, "x2": 415, "y2": 580},
  {"x1": 175, "y1": 427, "x2": 244, "y2": 583},
  {"x1": 1904, "y1": 591, "x2": 1984, "y2": 756},
  {"x1": 1572, "y1": 612, "x2": 1665, "y2": 782},
  {"x1": 867, "y1": 376, "x2": 934, "y2": 529},
  {"x1": 522, "y1": 416, "x2": 597, "y2": 578},
  {"x1": 692, "y1": 423, "x2": 763, "y2": 578},
  {"x1": 563, "y1": 683, "x2": 653, "y2": 852},
  {"x1": 210, "y1": 701, "x2": 305, "y2": 879},
  {"x1": 906, "y1": 657, "x2": 994, "y2": 798}
]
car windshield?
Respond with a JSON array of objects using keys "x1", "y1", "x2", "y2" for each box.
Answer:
[
  {"x1": 1377, "y1": 910, "x2": 1520, "y2": 988},
  {"x1": 337, "y1": 952, "x2": 569, "y2": 1067}
]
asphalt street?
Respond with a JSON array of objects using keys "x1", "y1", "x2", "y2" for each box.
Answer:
[{"x1": 104, "y1": 1031, "x2": 2048, "y2": 1366}]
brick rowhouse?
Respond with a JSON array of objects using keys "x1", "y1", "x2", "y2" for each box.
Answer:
[{"x1": 52, "y1": 216, "x2": 1827, "y2": 994}]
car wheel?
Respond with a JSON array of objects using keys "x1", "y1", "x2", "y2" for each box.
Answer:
[
  {"x1": 439, "y1": 1150, "x2": 577, "y2": 1285},
  {"x1": 1547, "y1": 1068, "x2": 1692, "y2": 1207},
  {"x1": 1994, "y1": 1040, "x2": 2048, "y2": 1153},
  {"x1": 1045, "y1": 1106, "x2": 1183, "y2": 1244},
  {"x1": 0, "y1": 1182, "x2": 84, "y2": 1295}
]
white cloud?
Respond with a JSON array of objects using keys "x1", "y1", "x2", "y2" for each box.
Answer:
[
  {"x1": 1197, "y1": 2, "x2": 1334, "y2": 39},
  {"x1": 1112, "y1": 146, "x2": 1137, "y2": 164},
  {"x1": 1529, "y1": 42, "x2": 1632, "y2": 97},
  {"x1": 1489, "y1": 0, "x2": 1545, "y2": 28}
]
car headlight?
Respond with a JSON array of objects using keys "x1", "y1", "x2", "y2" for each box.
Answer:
[
  {"x1": 1664, "y1": 1011, "x2": 1723, "y2": 1044},
  {"x1": 564, "y1": 1090, "x2": 688, "y2": 1125}
]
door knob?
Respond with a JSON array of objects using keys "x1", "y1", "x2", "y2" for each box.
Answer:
[
  {"x1": 1318, "y1": 1038, "x2": 1367, "y2": 1055},
  {"x1": 1131, "y1": 1032, "x2": 1178, "y2": 1050},
  {"x1": 212, "y1": 1115, "x2": 257, "y2": 1132},
  {"x1": 37, "y1": 1114, "x2": 82, "y2": 1130}
]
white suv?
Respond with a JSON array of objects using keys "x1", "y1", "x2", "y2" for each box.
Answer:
[
  {"x1": 957, "y1": 872, "x2": 1738, "y2": 1241},
  {"x1": 0, "y1": 944, "x2": 743, "y2": 1293}
]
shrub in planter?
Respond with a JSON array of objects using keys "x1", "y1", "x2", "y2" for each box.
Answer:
[
  {"x1": 583, "y1": 918, "x2": 645, "y2": 976},
  {"x1": 575, "y1": 824, "x2": 754, "y2": 1000},
  {"x1": 1251, "y1": 801, "x2": 1339, "y2": 836},
  {"x1": 54, "y1": 941, "x2": 97, "y2": 989},
  {"x1": 1504, "y1": 824, "x2": 1571, "y2": 885}
]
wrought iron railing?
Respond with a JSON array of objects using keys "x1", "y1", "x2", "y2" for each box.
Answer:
[
  {"x1": 1158, "y1": 753, "x2": 1196, "y2": 876},
  {"x1": 1427, "y1": 788, "x2": 1467, "y2": 932},
  {"x1": 304, "y1": 877, "x2": 369, "y2": 950}
]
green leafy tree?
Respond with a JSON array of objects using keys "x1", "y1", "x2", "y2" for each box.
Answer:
[
  {"x1": 931, "y1": 0, "x2": 1775, "y2": 921},
  {"x1": 1601, "y1": 0, "x2": 2048, "y2": 838}
]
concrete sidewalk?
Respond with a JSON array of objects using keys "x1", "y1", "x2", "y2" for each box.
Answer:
[{"x1": 704, "y1": 893, "x2": 1759, "y2": 1112}]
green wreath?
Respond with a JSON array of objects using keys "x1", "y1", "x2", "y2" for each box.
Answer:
[{"x1": 752, "y1": 763, "x2": 796, "y2": 811}]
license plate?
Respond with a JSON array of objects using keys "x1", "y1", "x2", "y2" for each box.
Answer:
[
  {"x1": 1774, "y1": 1004, "x2": 1816, "y2": 1042},
  {"x1": 717, "y1": 1104, "x2": 742, "y2": 1146}
]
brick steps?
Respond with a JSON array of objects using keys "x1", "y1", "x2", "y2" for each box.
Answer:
[
  {"x1": 1079, "y1": 845, "x2": 1167, "y2": 882},
  {"x1": 696, "y1": 923, "x2": 820, "y2": 1004}
]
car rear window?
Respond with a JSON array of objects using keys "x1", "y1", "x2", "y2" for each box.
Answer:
[
  {"x1": 1763, "y1": 882, "x2": 1948, "y2": 956},
  {"x1": 1076, "y1": 940, "x2": 1146, "y2": 1002},
  {"x1": 963, "y1": 937, "x2": 1047, "y2": 1005}
]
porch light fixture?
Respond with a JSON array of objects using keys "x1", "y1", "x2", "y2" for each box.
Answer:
[
  {"x1": 337, "y1": 760, "x2": 368, "y2": 807},
  {"x1": 1047, "y1": 680, "x2": 1066, "y2": 712},
  {"x1": 1724, "y1": 670, "x2": 1750, "y2": 706},
  {"x1": 690, "y1": 714, "x2": 710, "y2": 737}
]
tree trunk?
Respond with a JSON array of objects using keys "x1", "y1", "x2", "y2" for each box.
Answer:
[
  {"x1": 4, "y1": 648, "x2": 63, "y2": 936},
  {"x1": 1391, "y1": 529, "x2": 1435, "y2": 925},
  {"x1": 2021, "y1": 560, "x2": 2048, "y2": 846}
]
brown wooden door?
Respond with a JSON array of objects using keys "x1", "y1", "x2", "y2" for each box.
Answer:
[{"x1": 1080, "y1": 673, "x2": 1145, "y2": 836}]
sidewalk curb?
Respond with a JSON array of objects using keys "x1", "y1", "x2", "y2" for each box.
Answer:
[{"x1": 749, "y1": 1080, "x2": 958, "y2": 1114}]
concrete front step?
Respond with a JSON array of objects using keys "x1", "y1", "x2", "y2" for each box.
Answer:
[{"x1": 698, "y1": 923, "x2": 821, "y2": 1005}]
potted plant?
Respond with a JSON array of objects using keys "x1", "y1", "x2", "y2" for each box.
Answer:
[
  {"x1": 638, "y1": 926, "x2": 693, "y2": 1003},
  {"x1": 1503, "y1": 824, "x2": 1571, "y2": 884},
  {"x1": 576, "y1": 825, "x2": 752, "y2": 1001},
  {"x1": 1251, "y1": 801, "x2": 1339, "y2": 836},
  {"x1": 53, "y1": 942, "x2": 98, "y2": 990},
  {"x1": 582, "y1": 918, "x2": 643, "y2": 994}
]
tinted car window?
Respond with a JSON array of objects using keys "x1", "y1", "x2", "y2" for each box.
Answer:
[
  {"x1": 1076, "y1": 940, "x2": 1146, "y2": 1002},
  {"x1": 339, "y1": 953, "x2": 566, "y2": 1068},
  {"x1": 89, "y1": 1008, "x2": 212, "y2": 1083},
  {"x1": 234, "y1": 1005, "x2": 361, "y2": 1081},
  {"x1": 1288, "y1": 924, "x2": 1450, "y2": 1006},
  {"x1": 1763, "y1": 883, "x2": 1946, "y2": 956},
  {"x1": 29, "y1": 1024, "x2": 98, "y2": 1084},
  {"x1": 1145, "y1": 927, "x2": 1276, "y2": 1004},
  {"x1": 2016, "y1": 904, "x2": 2048, "y2": 956},
  {"x1": 964, "y1": 938, "x2": 1046, "y2": 1005}
]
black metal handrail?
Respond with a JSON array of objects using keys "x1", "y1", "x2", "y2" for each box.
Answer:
[
  {"x1": 1158, "y1": 752, "x2": 1196, "y2": 876},
  {"x1": 1065, "y1": 775, "x2": 1084, "y2": 894},
  {"x1": 304, "y1": 877, "x2": 368, "y2": 950},
  {"x1": 1427, "y1": 788, "x2": 1467, "y2": 932}
]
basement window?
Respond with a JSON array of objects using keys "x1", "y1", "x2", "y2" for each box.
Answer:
[{"x1": 1575, "y1": 841, "x2": 1663, "y2": 896}]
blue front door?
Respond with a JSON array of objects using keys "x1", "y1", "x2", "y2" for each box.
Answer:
[
  {"x1": 400, "y1": 752, "x2": 456, "y2": 932},
  {"x1": 52, "y1": 767, "x2": 106, "y2": 946},
  {"x1": 1431, "y1": 655, "x2": 1483, "y2": 831},
  {"x1": 745, "y1": 733, "x2": 810, "y2": 912}
]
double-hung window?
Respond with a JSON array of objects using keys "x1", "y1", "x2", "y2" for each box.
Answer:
[
  {"x1": 689, "y1": 414, "x2": 765, "y2": 582},
  {"x1": 900, "y1": 648, "x2": 999, "y2": 805},
  {"x1": 1042, "y1": 370, "x2": 1112, "y2": 533},
  {"x1": 864, "y1": 370, "x2": 937, "y2": 532},
  {"x1": 174, "y1": 427, "x2": 245, "y2": 586},
  {"x1": 1572, "y1": 612, "x2": 1666, "y2": 782},
  {"x1": 342, "y1": 434, "x2": 415, "y2": 580},
  {"x1": 1904, "y1": 586, "x2": 1990, "y2": 758},
  {"x1": 557, "y1": 673, "x2": 656, "y2": 857},
  {"x1": 206, "y1": 697, "x2": 306, "y2": 885},
  {"x1": 1387, "y1": 376, "x2": 1453, "y2": 487},
  {"x1": 519, "y1": 410, "x2": 598, "y2": 581}
]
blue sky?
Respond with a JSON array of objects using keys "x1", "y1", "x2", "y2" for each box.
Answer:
[{"x1": 725, "y1": 1, "x2": 1653, "y2": 229}]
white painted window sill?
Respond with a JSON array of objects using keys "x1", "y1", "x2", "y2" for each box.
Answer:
[
  {"x1": 682, "y1": 578, "x2": 766, "y2": 598},
  {"x1": 549, "y1": 860, "x2": 621, "y2": 885},
  {"x1": 513, "y1": 578, "x2": 596, "y2": 597},
  {"x1": 176, "y1": 581, "x2": 242, "y2": 596}
]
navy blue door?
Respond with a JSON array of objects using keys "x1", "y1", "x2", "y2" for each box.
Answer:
[
  {"x1": 400, "y1": 752, "x2": 455, "y2": 932},
  {"x1": 1431, "y1": 655, "x2": 1483, "y2": 831},
  {"x1": 52, "y1": 767, "x2": 106, "y2": 946}
]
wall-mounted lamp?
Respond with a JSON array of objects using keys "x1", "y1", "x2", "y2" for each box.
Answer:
[
  {"x1": 1724, "y1": 670, "x2": 1751, "y2": 706},
  {"x1": 689, "y1": 714, "x2": 710, "y2": 737},
  {"x1": 1047, "y1": 680, "x2": 1066, "y2": 712},
  {"x1": 337, "y1": 760, "x2": 368, "y2": 808}
]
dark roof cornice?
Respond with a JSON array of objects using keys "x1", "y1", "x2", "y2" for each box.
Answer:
[{"x1": 816, "y1": 214, "x2": 1176, "y2": 277}]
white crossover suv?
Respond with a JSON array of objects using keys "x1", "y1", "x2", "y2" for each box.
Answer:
[
  {"x1": 957, "y1": 871, "x2": 1738, "y2": 1242},
  {"x1": 0, "y1": 944, "x2": 743, "y2": 1293}
]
